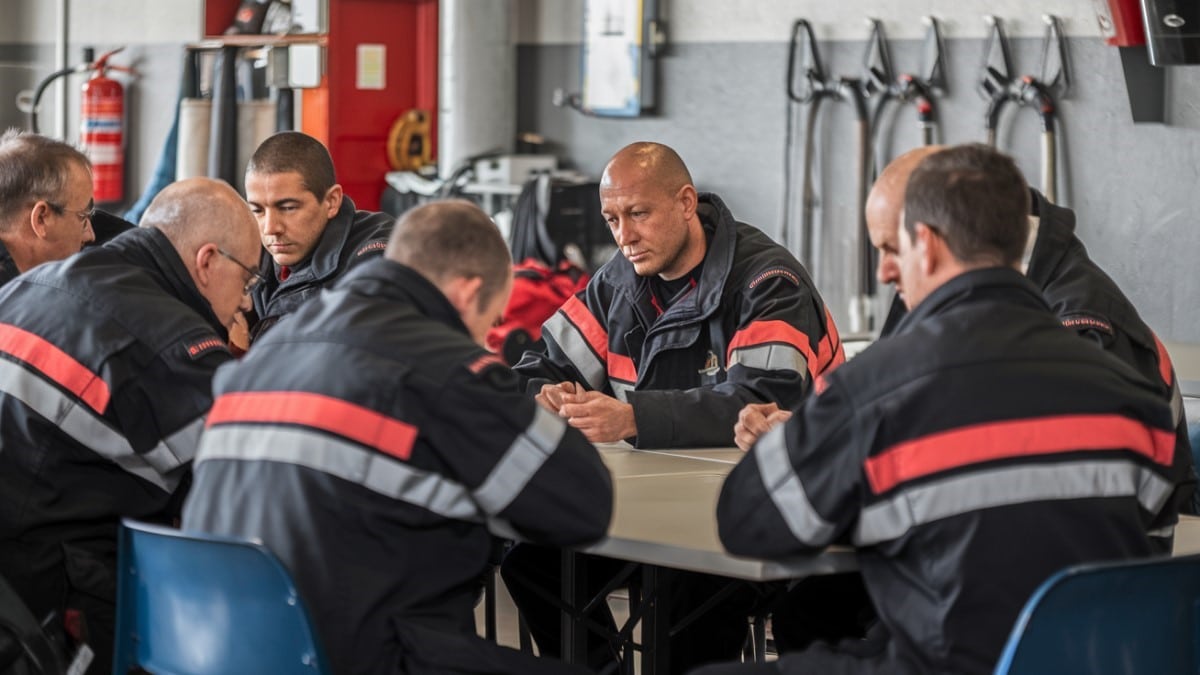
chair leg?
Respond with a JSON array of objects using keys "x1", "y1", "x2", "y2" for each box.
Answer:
[
  {"x1": 518, "y1": 611, "x2": 533, "y2": 653},
  {"x1": 753, "y1": 615, "x2": 767, "y2": 662},
  {"x1": 485, "y1": 569, "x2": 497, "y2": 642}
]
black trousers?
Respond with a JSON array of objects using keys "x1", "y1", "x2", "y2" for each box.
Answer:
[
  {"x1": 500, "y1": 543, "x2": 759, "y2": 675},
  {"x1": 688, "y1": 623, "x2": 917, "y2": 675},
  {"x1": 769, "y1": 572, "x2": 875, "y2": 654},
  {"x1": 393, "y1": 621, "x2": 594, "y2": 675}
]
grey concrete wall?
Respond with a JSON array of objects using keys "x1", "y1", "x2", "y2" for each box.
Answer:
[{"x1": 517, "y1": 37, "x2": 1200, "y2": 344}]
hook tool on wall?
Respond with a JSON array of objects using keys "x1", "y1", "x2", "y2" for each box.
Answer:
[{"x1": 978, "y1": 15, "x2": 1071, "y2": 203}]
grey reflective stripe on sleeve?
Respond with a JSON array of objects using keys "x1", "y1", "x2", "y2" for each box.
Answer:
[
  {"x1": 142, "y1": 415, "x2": 206, "y2": 474},
  {"x1": 541, "y1": 312, "x2": 607, "y2": 390},
  {"x1": 1148, "y1": 524, "x2": 1175, "y2": 538},
  {"x1": 0, "y1": 358, "x2": 177, "y2": 492},
  {"x1": 197, "y1": 425, "x2": 485, "y2": 522},
  {"x1": 854, "y1": 460, "x2": 1176, "y2": 546},
  {"x1": 728, "y1": 344, "x2": 809, "y2": 379},
  {"x1": 474, "y1": 405, "x2": 567, "y2": 514},
  {"x1": 753, "y1": 424, "x2": 837, "y2": 546},
  {"x1": 610, "y1": 380, "x2": 634, "y2": 403},
  {"x1": 1170, "y1": 382, "x2": 1184, "y2": 429}
]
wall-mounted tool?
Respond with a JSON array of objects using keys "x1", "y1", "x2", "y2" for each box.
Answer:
[
  {"x1": 784, "y1": 19, "x2": 874, "y2": 334},
  {"x1": 978, "y1": 15, "x2": 1071, "y2": 204},
  {"x1": 863, "y1": 16, "x2": 946, "y2": 167}
]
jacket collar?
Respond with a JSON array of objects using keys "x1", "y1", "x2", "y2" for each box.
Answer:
[
  {"x1": 893, "y1": 266, "x2": 1048, "y2": 336},
  {"x1": 340, "y1": 258, "x2": 471, "y2": 337},
  {"x1": 0, "y1": 240, "x2": 19, "y2": 288},
  {"x1": 273, "y1": 196, "x2": 360, "y2": 284},
  {"x1": 1024, "y1": 188, "x2": 1075, "y2": 290},
  {"x1": 105, "y1": 227, "x2": 228, "y2": 336}
]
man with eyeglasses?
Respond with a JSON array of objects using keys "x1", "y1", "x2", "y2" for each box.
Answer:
[
  {"x1": 244, "y1": 131, "x2": 394, "y2": 341},
  {"x1": 0, "y1": 177, "x2": 261, "y2": 673},
  {"x1": 0, "y1": 128, "x2": 97, "y2": 285}
]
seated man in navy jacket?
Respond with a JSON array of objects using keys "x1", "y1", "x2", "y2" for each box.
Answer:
[
  {"x1": 506, "y1": 141, "x2": 844, "y2": 673},
  {"x1": 700, "y1": 144, "x2": 1190, "y2": 675},
  {"x1": 0, "y1": 178, "x2": 262, "y2": 673},
  {"x1": 244, "y1": 131, "x2": 394, "y2": 340},
  {"x1": 183, "y1": 200, "x2": 611, "y2": 675}
]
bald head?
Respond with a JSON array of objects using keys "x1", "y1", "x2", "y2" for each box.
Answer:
[
  {"x1": 141, "y1": 178, "x2": 259, "y2": 259},
  {"x1": 866, "y1": 146, "x2": 943, "y2": 240},
  {"x1": 601, "y1": 142, "x2": 694, "y2": 197},
  {"x1": 140, "y1": 178, "x2": 262, "y2": 329}
]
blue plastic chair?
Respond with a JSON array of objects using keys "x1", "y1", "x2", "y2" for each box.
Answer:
[
  {"x1": 993, "y1": 554, "x2": 1200, "y2": 674},
  {"x1": 113, "y1": 519, "x2": 330, "y2": 674}
]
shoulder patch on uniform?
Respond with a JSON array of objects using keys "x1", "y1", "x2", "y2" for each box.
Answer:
[
  {"x1": 467, "y1": 352, "x2": 506, "y2": 375},
  {"x1": 1060, "y1": 313, "x2": 1114, "y2": 336},
  {"x1": 748, "y1": 267, "x2": 800, "y2": 290},
  {"x1": 355, "y1": 240, "x2": 387, "y2": 257},
  {"x1": 184, "y1": 335, "x2": 230, "y2": 360}
]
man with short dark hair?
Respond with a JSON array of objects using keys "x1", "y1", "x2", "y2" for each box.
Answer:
[
  {"x1": 0, "y1": 177, "x2": 262, "y2": 673},
  {"x1": 244, "y1": 130, "x2": 394, "y2": 340},
  {"x1": 699, "y1": 144, "x2": 1190, "y2": 675},
  {"x1": 183, "y1": 200, "x2": 611, "y2": 675},
  {"x1": 507, "y1": 141, "x2": 843, "y2": 673},
  {"x1": 0, "y1": 129, "x2": 96, "y2": 283}
]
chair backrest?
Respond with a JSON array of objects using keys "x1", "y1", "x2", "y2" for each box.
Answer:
[
  {"x1": 113, "y1": 519, "x2": 330, "y2": 675},
  {"x1": 993, "y1": 554, "x2": 1200, "y2": 674}
]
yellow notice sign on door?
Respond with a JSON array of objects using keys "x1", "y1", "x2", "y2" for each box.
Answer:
[{"x1": 357, "y1": 44, "x2": 386, "y2": 90}]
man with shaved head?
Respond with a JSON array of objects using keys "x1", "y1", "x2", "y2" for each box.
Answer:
[
  {"x1": 507, "y1": 142, "x2": 843, "y2": 672},
  {"x1": 244, "y1": 131, "x2": 393, "y2": 341},
  {"x1": 183, "y1": 200, "x2": 611, "y2": 675},
  {"x1": 0, "y1": 177, "x2": 261, "y2": 672}
]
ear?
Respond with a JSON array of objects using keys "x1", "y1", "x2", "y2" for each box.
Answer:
[
  {"x1": 28, "y1": 201, "x2": 53, "y2": 240},
  {"x1": 914, "y1": 223, "x2": 940, "y2": 276},
  {"x1": 676, "y1": 184, "x2": 698, "y2": 220},
  {"x1": 323, "y1": 184, "x2": 344, "y2": 219},
  {"x1": 193, "y1": 243, "x2": 219, "y2": 289},
  {"x1": 441, "y1": 275, "x2": 485, "y2": 318}
]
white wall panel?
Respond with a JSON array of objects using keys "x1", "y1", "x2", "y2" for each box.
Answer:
[{"x1": 515, "y1": 0, "x2": 1105, "y2": 44}]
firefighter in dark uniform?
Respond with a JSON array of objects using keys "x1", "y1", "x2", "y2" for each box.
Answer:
[
  {"x1": 0, "y1": 129, "x2": 97, "y2": 285},
  {"x1": 739, "y1": 145, "x2": 1198, "y2": 654},
  {"x1": 244, "y1": 130, "x2": 394, "y2": 341},
  {"x1": 182, "y1": 200, "x2": 611, "y2": 675},
  {"x1": 0, "y1": 177, "x2": 262, "y2": 674},
  {"x1": 698, "y1": 145, "x2": 1191, "y2": 675},
  {"x1": 504, "y1": 142, "x2": 844, "y2": 673}
]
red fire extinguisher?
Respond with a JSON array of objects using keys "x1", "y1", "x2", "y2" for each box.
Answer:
[{"x1": 80, "y1": 48, "x2": 131, "y2": 204}]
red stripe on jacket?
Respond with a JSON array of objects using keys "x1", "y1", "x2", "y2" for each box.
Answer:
[
  {"x1": 726, "y1": 319, "x2": 846, "y2": 381},
  {"x1": 0, "y1": 322, "x2": 111, "y2": 413},
  {"x1": 1152, "y1": 333, "x2": 1174, "y2": 388},
  {"x1": 560, "y1": 295, "x2": 609, "y2": 363},
  {"x1": 208, "y1": 391, "x2": 418, "y2": 461},
  {"x1": 863, "y1": 413, "x2": 1177, "y2": 495},
  {"x1": 608, "y1": 352, "x2": 636, "y2": 382}
]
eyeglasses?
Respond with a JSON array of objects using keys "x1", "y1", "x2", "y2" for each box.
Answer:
[
  {"x1": 46, "y1": 201, "x2": 95, "y2": 225},
  {"x1": 218, "y1": 248, "x2": 267, "y2": 295}
]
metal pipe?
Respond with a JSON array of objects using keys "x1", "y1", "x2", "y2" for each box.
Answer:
[{"x1": 55, "y1": 0, "x2": 69, "y2": 139}]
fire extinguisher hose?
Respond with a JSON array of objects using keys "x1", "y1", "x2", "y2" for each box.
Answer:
[{"x1": 29, "y1": 66, "x2": 82, "y2": 134}]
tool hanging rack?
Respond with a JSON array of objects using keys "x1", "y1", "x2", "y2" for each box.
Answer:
[
  {"x1": 785, "y1": 19, "x2": 873, "y2": 335},
  {"x1": 978, "y1": 15, "x2": 1072, "y2": 204},
  {"x1": 862, "y1": 16, "x2": 947, "y2": 173}
]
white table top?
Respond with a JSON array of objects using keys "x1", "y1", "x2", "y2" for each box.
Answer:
[{"x1": 583, "y1": 443, "x2": 857, "y2": 581}]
